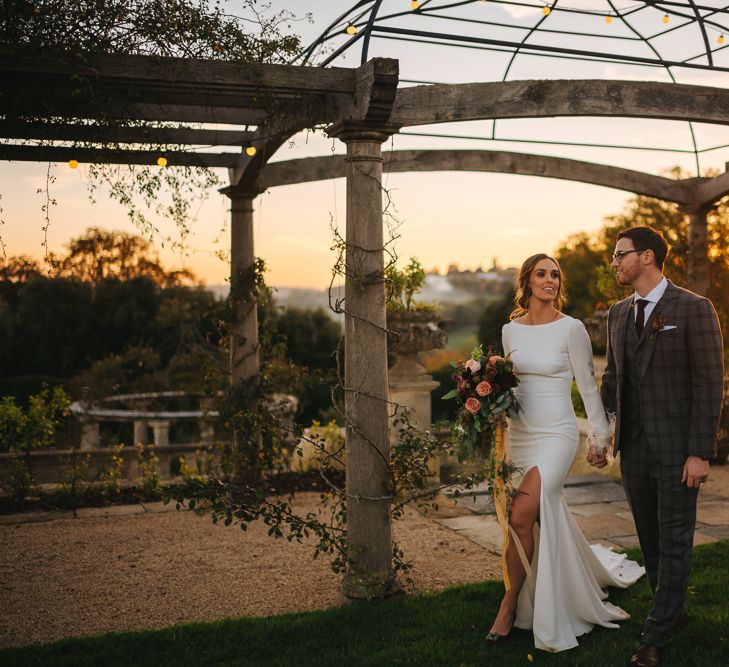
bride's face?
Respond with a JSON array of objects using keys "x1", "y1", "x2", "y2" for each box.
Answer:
[{"x1": 529, "y1": 258, "x2": 560, "y2": 304}]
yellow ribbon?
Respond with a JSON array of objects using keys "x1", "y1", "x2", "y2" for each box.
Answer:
[{"x1": 492, "y1": 422, "x2": 511, "y2": 590}]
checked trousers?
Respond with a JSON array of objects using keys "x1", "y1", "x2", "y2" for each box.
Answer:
[{"x1": 620, "y1": 432, "x2": 699, "y2": 648}]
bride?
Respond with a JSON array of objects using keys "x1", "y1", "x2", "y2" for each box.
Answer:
[{"x1": 487, "y1": 253, "x2": 644, "y2": 652}]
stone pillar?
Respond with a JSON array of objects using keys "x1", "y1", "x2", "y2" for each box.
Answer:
[
  {"x1": 133, "y1": 421, "x2": 148, "y2": 446},
  {"x1": 683, "y1": 204, "x2": 711, "y2": 296},
  {"x1": 331, "y1": 125, "x2": 400, "y2": 600},
  {"x1": 80, "y1": 418, "x2": 100, "y2": 451},
  {"x1": 219, "y1": 185, "x2": 265, "y2": 483},
  {"x1": 150, "y1": 421, "x2": 170, "y2": 448},
  {"x1": 226, "y1": 190, "x2": 261, "y2": 384},
  {"x1": 387, "y1": 313, "x2": 447, "y2": 478}
]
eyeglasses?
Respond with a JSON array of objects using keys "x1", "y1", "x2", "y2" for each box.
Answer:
[{"x1": 612, "y1": 249, "x2": 643, "y2": 262}]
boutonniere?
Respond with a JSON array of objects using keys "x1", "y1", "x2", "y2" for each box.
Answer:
[{"x1": 650, "y1": 316, "x2": 665, "y2": 339}]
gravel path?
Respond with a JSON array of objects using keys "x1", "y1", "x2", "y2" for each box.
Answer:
[{"x1": 0, "y1": 494, "x2": 500, "y2": 649}]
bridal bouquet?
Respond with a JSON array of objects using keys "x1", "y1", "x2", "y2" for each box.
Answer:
[
  {"x1": 442, "y1": 344, "x2": 521, "y2": 461},
  {"x1": 442, "y1": 344, "x2": 521, "y2": 589}
]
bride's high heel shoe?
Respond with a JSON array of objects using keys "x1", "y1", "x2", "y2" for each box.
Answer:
[{"x1": 486, "y1": 610, "x2": 516, "y2": 644}]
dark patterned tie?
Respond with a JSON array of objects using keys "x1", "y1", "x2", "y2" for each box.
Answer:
[{"x1": 635, "y1": 298, "x2": 649, "y2": 336}]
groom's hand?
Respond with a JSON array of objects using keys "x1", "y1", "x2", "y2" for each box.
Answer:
[
  {"x1": 587, "y1": 445, "x2": 608, "y2": 469},
  {"x1": 681, "y1": 455, "x2": 709, "y2": 489}
]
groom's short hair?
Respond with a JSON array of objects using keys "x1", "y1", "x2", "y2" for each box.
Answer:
[{"x1": 617, "y1": 226, "x2": 669, "y2": 270}]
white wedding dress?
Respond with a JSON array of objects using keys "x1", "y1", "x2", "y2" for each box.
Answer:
[{"x1": 501, "y1": 315, "x2": 644, "y2": 652}]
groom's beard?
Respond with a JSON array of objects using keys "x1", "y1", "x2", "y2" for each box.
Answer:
[{"x1": 614, "y1": 267, "x2": 638, "y2": 286}]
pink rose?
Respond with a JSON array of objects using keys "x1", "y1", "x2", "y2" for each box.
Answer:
[
  {"x1": 465, "y1": 359, "x2": 481, "y2": 373},
  {"x1": 475, "y1": 381, "x2": 493, "y2": 396},
  {"x1": 489, "y1": 355, "x2": 502, "y2": 365},
  {"x1": 465, "y1": 397, "x2": 481, "y2": 414}
]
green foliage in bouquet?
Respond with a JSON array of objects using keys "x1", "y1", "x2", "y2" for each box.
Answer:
[{"x1": 442, "y1": 344, "x2": 521, "y2": 461}]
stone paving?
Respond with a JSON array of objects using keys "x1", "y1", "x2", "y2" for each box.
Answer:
[{"x1": 435, "y1": 472, "x2": 728, "y2": 554}]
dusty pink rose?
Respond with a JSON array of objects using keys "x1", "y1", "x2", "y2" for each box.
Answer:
[
  {"x1": 489, "y1": 355, "x2": 503, "y2": 365},
  {"x1": 465, "y1": 397, "x2": 481, "y2": 414},
  {"x1": 475, "y1": 380, "x2": 493, "y2": 396},
  {"x1": 465, "y1": 359, "x2": 481, "y2": 373}
]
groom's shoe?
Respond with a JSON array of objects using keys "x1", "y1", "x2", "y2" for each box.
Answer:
[{"x1": 627, "y1": 643, "x2": 663, "y2": 667}]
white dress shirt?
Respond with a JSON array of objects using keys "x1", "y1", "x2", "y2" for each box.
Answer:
[{"x1": 633, "y1": 275, "x2": 668, "y2": 323}]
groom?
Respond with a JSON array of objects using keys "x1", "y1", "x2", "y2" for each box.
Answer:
[{"x1": 589, "y1": 226, "x2": 724, "y2": 667}]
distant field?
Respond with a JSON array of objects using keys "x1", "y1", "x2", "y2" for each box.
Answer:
[{"x1": 444, "y1": 324, "x2": 478, "y2": 353}]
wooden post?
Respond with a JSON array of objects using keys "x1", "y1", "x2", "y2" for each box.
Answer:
[
  {"x1": 682, "y1": 204, "x2": 711, "y2": 296},
  {"x1": 331, "y1": 125, "x2": 401, "y2": 600}
]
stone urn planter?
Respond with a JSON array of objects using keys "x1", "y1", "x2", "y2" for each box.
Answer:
[{"x1": 386, "y1": 310, "x2": 448, "y2": 477}]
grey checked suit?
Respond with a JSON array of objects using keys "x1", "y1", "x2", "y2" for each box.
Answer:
[{"x1": 600, "y1": 280, "x2": 724, "y2": 647}]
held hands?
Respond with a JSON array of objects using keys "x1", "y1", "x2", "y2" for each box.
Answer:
[
  {"x1": 586, "y1": 444, "x2": 609, "y2": 469},
  {"x1": 681, "y1": 455, "x2": 709, "y2": 489}
]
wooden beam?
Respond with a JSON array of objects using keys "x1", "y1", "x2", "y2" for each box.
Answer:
[
  {"x1": 0, "y1": 121, "x2": 254, "y2": 146},
  {"x1": 390, "y1": 80, "x2": 729, "y2": 127},
  {"x1": 261, "y1": 149, "x2": 697, "y2": 204},
  {"x1": 0, "y1": 144, "x2": 239, "y2": 168},
  {"x1": 1, "y1": 51, "x2": 355, "y2": 124},
  {"x1": 696, "y1": 170, "x2": 729, "y2": 206}
]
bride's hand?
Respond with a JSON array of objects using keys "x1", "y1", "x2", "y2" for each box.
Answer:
[{"x1": 587, "y1": 444, "x2": 608, "y2": 469}]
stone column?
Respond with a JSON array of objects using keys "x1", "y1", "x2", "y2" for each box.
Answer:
[
  {"x1": 80, "y1": 418, "x2": 100, "y2": 451},
  {"x1": 150, "y1": 421, "x2": 170, "y2": 448},
  {"x1": 682, "y1": 204, "x2": 711, "y2": 296},
  {"x1": 220, "y1": 185, "x2": 264, "y2": 483},
  {"x1": 225, "y1": 189, "x2": 261, "y2": 384},
  {"x1": 331, "y1": 125, "x2": 400, "y2": 600},
  {"x1": 133, "y1": 421, "x2": 148, "y2": 446}
]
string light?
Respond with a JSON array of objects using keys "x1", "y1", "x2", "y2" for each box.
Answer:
[
  {"x1": 346, "y1": 24, "x2": 356, "y2": 35},
  {"x1": 605, "y1": 15, "x2": 613, "y2": 25},
  {"x1": 662, "y1": 14, "x2": 669, "y2": 24},
  {"x1": 718, "y1": 34, "x2": 725, "y2": 45},
  {"x1": 156, "y1": 156, "x2": 167, "y2": 167},
  {"x1": 245, "y1": 146, "x2": 257, "y2": 157},
  {"x1": 543, "y1": 6, "x2": 551, "y2": 16},
  {"x1": 411, "y1": 0, "x2": 419, "y2": 9},
  {"x1": 68, "y1": 159, "x2": 78, "y2": 169}
]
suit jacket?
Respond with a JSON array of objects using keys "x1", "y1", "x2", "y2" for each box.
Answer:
[{"x1": 600, "y1": 280, "x2": 724, "y2": 463}]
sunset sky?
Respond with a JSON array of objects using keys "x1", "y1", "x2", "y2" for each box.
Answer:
[{"x1": 2, "y1": 1, "x2": 728, "y2": 288}]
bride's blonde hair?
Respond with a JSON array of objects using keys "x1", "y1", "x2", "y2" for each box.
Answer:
[{"x1": 510, "y1": 253, "x2": 567, "y2": 320}]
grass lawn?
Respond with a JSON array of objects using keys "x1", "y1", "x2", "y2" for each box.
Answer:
[{"x1": 3, "y1": 542, "x2": 728, "y2": 667}]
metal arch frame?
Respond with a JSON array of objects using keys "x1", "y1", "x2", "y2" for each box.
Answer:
[{"x1": 298, "y1": 0, "x2": 729, "y2": 176}]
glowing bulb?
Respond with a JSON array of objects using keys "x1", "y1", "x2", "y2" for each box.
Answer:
[
  {"x1": 718, "y1": 34, "x2": 725, "y2": 45},
  {"x1": 542, "y1": 6, "x2": 551, "y2": 16},
  {"x1": 411, "y1": 0, "x2": 419, "y2": 8},
  {"x1": 605, "y1": 15, "x2": 612, "y2": 25},
  {"x1": 157, "y1": 156, "x2": 167, "y2": 167},
  {"x1": 245, "y1": 145, "x2": 257, "y2": 157},
  {"x1": 68, "y1": 159, "x2": 78, "y2": 169},
  {"x1": 662, "y1": 14, "x2": 669, "y2": 24},
  {"x1": 346, "y1": 24, "x2": 356, "y2": 35}
]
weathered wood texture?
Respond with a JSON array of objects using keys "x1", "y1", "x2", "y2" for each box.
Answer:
[
  {"x1": 684, "y1": 206, "x2": 712, "y2": 296},
  {"x1": 230, "y1": 58, "x2": 400, "y2": 190},
  {"x1": 390, "y1": 80, "x2": 729, "y2": 127},
  {"x1": 0, "y1": 144, "x2": 240, "y2": 168},
  {"x1": 228, "y1": 193, "x2": 260, "y2": 384},
  {"x1": 0, "y1": 121, "x2": 254, "y2": 146},
  {"x1": 261, "y1": 149, "x2": 698, "y2": 203},
  {"x1": 339, "y1": 133, "x2": 397, "y2": 600},
  {"x1": 0, "y1": 51, "x2": 355, "y2": 125},
  {"x1": 696, "y1": 170, "x2": 729, "y2": 206}
]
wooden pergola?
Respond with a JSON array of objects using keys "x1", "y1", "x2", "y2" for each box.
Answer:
[{"x1": 2, "y1": 49, "x2": 729, "y2": 599}]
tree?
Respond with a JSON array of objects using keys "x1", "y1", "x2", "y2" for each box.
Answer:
[
  {"x1": 50, "y1": 227, "x2": 195, "y2": 287},
  {"x1": 477, "y1": 289, "x2": 516, "y2": 354}
]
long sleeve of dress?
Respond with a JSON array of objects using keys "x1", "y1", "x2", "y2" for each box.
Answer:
[{"x1": 567, "y1": 318, "x2": 612, "y2": 450}]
